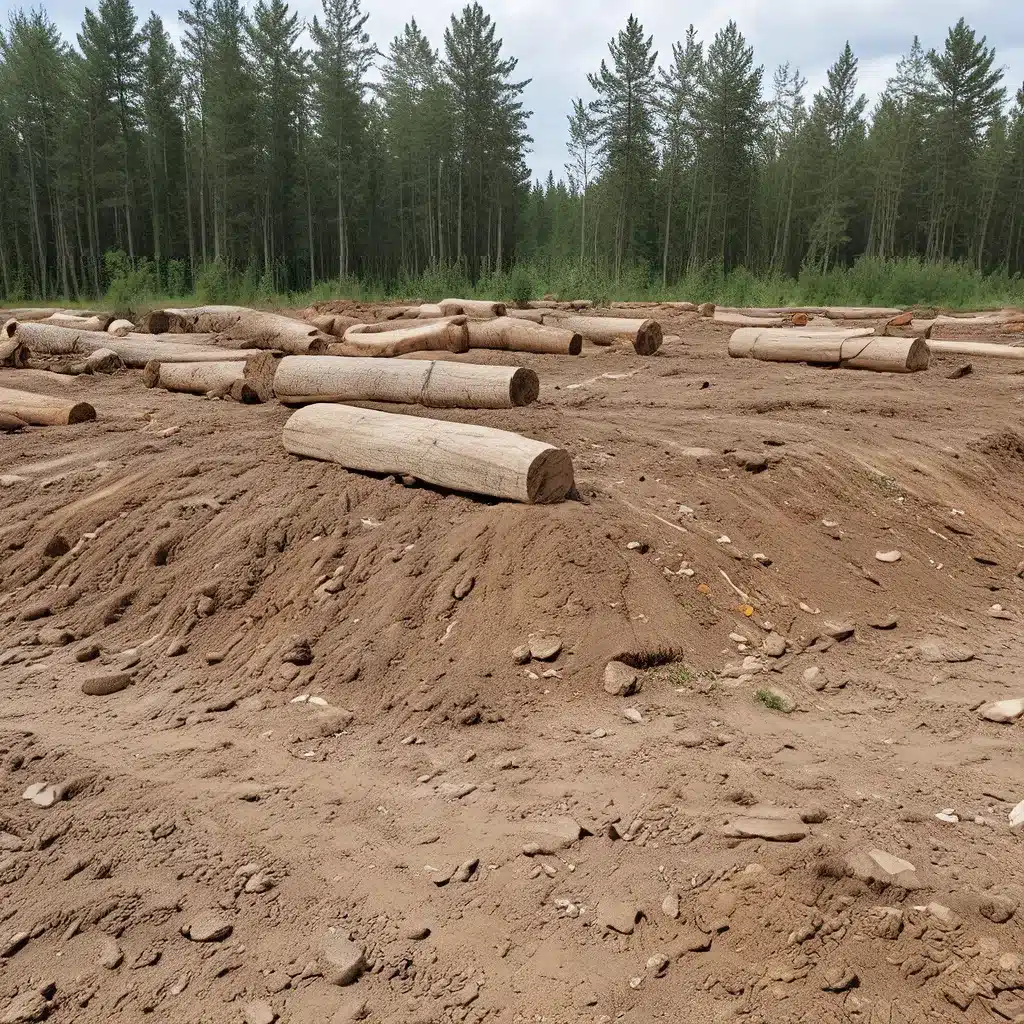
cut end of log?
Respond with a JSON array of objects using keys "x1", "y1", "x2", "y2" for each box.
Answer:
[
  {"x1": 141, "y1": 310, "x2": 171, "y2": 334},
  {"x1": 526, "y1": 447, "x2": 576, "y2": 504},
  {"x1": 634, "y1": 319, "x2": 663, "y2": 355},
  {"x1": 142, "y1": 359, "x2": 160, "y2": 388},
  {"x1": 509, "y1": 367, "x2": 541, "y2": 407},
  {"x1": 67, "y1": 401, "x2": 97, "y2": 424},
  {"x1": 905, "y1": 337, "x2": 931, "y2": 371},
  {"x1": 3, "y1": 319, "x2": 16, "y2": 339},
  {"x1": 567, "y1": 333, "x2": 582, "y2": 355}
]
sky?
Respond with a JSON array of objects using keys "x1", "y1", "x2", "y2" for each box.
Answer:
[{"x1": 39, "y1": 0, "x2": 1024, "y2": 181}]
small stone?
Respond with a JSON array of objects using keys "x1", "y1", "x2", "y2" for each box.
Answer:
[
  {"x1": 733, "y1": 451, "x2": 768, "y2": 472},
  {"x1": 0, "y1": 832, "x2": 23, "y2": 853},
  {"x1": 21, "y1": 602, "x2": 51, "y2": 622},
  {"x1": 29, "y1": 786, "x2": 58, "y2": 809},
  {"x1": 1009, "y1": 800, "x2": 1024, "y2": 828},
  {"x1": 935, "y1": 809, "x2": 959, "y2": 824},
  {"x1": 761, "y1": 633, "x2": 787, "y2": 658},
  {"x1": 322, "y1": 932, "x2": 365, "y2": 986},
  {"x1": 625, "y1": 540, "x2": 645, "y2": 551},
  {"x1": 761, "y1": 687, "x2": 796, "y2": 713},
  {"x1": 980, "y1": 894, "x2": 1017, "y2": 923},
  {"x1": 661, "y1": 892, "x2": 680, "y2": 920},
  {"x1": 75, "y1": 644, "x2": 100, "y2": 662},
  {"x1": 646, "y1": 953, "x2": 670, "y2": 976},
  {"x1": 281, "y1": 635, "x2": 313, "y2": 665},
  {"x1": 868, "y1": 614, "x2": 898, "y2": 630},
  {"x1": 402, "y1": 922, "x2": 431, "y2": 940},
  {"x1": 511, "y1": 645, "x2": 531, "y2": 665},
  {"x1": 844, "y1": 848, "x2": 920, "y2": 889},
  {"x1": 979, "y1": 698, "x2": 1024, "y2": 724},
  {"x1": 875, "y1": 550, "x2": 901, "y2": 563},
  {"x1": 918, "y1": 639, "x2": 974, "y2": 664},
  {"x1": 753, "y1": 553, "x2": 772, "y2": 566},
  {"x1": 591, "y1": 728, "x2": 606, "y2": 738},
  {"x1": 244, "y1": 871, "x2": 274, "y2": 894},
  {"x1": 0, "y1": 932, "x2": 29, "y2": 958},
  {"x1": 242, "y1": 1001, "x2": 276, "y2": 1024},
  {"x1": 453, "y1": 858, "x2": 479, "y2": 883},
  {"x1": 802, "y1": 666, "x2": 823, "y2": 688},
  {"x1": 724, "y1": 817, "x2": 808, "y2": 842},
  {"x1": 453, "y1": 576, "x2": 475, "y2": 600},
  {"x1": 823, "y1": 620, "x2": 855, "y2": 641},
  {"x1": 37, "y1": 627, "x2": 73, "y2": 647},
  {"x1": 676, "y1": 728, "x2": 703, "y2": 748},
  {"x1": 99, "y1": 935, "x2": 123, "y2": 969},
  {"x1": 597, "y1": 900, "x2": 639, "y2": 934},
  {"x1": 821, "y1": 964, "x2": 858, "y2": 993},
  {"x1": 330, "y1": 997, "x2": 369, "y2": 1023},
  {"x1": 603, "y1": 660, "x2": 640, "y2": 696},
  {"x1": 623, "y1": 707, "x2": 643, "y2": 724},
  {"x1": 184, "y1": 911, "x2": 232, "y2": 943},
  {"x1": 166, "y1": 640, "x2": 188, "y2": 657},
  {"x1": 81, "y1": 671, "x2": 132, "y2": 696},
  {"x1": 800, "y1": 807, "x2": 828, "y2": 824},
  {"x1": 530, "y1": 637, "x2": 562, "y2": 661}
]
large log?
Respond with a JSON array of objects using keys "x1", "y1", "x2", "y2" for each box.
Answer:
[
  {"x1": 346, "y1": 317, "x2": 453, "y2": 335},
  {"x1": 466, "y1": 318, "x2": 582, "y2": 355},
  {"x1": 506, "y1": 308, "x2": 545, "y2": 323},
  {"x1": 728, "y1": 328, "x2": 929, "y2": 372},
  {"x1": 143, "y1": 352, "x2": 277, "y2": 402},
  {"x1": 334, "y1": 317, "x2": 469, "y2": 357},
  {"x1": 927, "y1": 340, "x2": 1024, "y2": 360},
  {"x1": 439, "y1": 298, "x2": 507, "y2": 318},
  {"x1": 282, "y1": 403, "x2": 574, "y2": 504},
  {"x1": 556, "y1": 315, "x2": 663, "y2": 355},
  {"x1": 0, "y1": 386, "x2": 96, "y2": 425},
  {"x1": 274, "y1": 356, "x2": 539, "y2": 409},
  {"x1": 713, "y1": 310, "x2": 787, "y2": 327},
  {"x1": 0, "y1": 307, "x2": 98, "y2": 322},
  {"x1": 141, "y1": 305, "x2": 328, "y2": 354},
  {"x1": 41, "y1": 313, "x2": 112, "y2": 331},
  {"x1": 311, "y1": 313, "x2": 362, "y2": 337}
]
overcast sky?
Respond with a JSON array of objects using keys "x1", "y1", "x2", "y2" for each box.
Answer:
[{"x1": 41, "y1": 0, "x2": 1024, "y2": 181}]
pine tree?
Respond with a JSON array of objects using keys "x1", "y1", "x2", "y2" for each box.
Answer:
[{"x1": 565, "y1": 98, "x2": 601, "y2": 270}]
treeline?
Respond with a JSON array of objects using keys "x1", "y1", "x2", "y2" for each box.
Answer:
[{"x1": 0, "y1": 2, "x2": 1022, "y2": 303}]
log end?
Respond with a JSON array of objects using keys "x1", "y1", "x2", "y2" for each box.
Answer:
[
  {"x1": 633, "y1": 319, "x2": 664, "y2": 356},
  {"x1": 142, "y1": 360, "x2": 161, "y2": 388},
  {"x1": 567, "y1": 333, "x2": 582, "y2": 355},
  {"x1": 229, "y1": 381, "x2": 264, "y2": 404},
  {"x1": 141, "y1": 310, "x2": 171, "y2": 334},
  {"x1": 510, "y1": 368, "x2": 541, "y2": 407},
  {"x1": 0, "y1": 411, "x2": 27, "y2": 431},
  {"x1": 3, "y1": 318, "x2": 16, "y2": 339},
  {"x1": 66, "y1": 401, "x2": 97, "y2": 424},
  {"x1": 308, "y1": 335, "x2": 331, "y2": 354},
  {"x1": 493, "y1": 302, "x2": 508, "y2": 317},
  {"x1": 907, "y1": 337, "x2": 931, "y2": 372},
  {"x1": 526, "y1": 446, "x2": 575, "y2": 504},
  {"x1": 243, "y1": 351, "x2": 278, "y2": 402}
]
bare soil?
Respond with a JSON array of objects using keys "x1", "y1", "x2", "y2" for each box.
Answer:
[{"x1": 2, "y1": 306, "x2": 1024, "y2": 1024}]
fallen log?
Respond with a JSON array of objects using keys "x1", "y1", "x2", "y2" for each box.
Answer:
[
  {"x1": 0, "y1": 322, "x2": 28, "y2": 367},
  {"x1": 555, "y1": 315, "x2": 663, "y2": 355},
  {"x1": 346, "y1": 317, "x2": 454, "y2": 335},
  {"x1": 85, "y1": 348, "x2": 124, "y2": 374},
  {"x1": 822, "y1": 306, "x2": 903, "y2": 320},
  {"x1": 659, "y1": 301, "x2": 698, "y2": 312},
  {"x1": 107, "y1": 318, "x2": 135, "y2": 336},
  {"x1": 282, "y1": 403, "x2": 574, "y2": 504},
  {"x1": 439, "y1": 298, "x2": 507, "y2": 318},
  {"x1": 144, "y1": 351, "x2": 277, "y2": 402},
  {"x1": 141, "y1": 305, "x2": 328, "y2": 354},
  {"x1": 697, "y1": 303, "x2": 716, "y2": 317},
  {"x1": 334, "y1": 317, "x2": 469, "y2": 357},
  {"x1": 0, "y1": 307, "x2": 97, "y2": 322},
  {"x1": 728, "y1": 328, "x2": 928, "y2": 372},
  {"x1": 714, "y1": 311, "x2": 788, "y2": 327},
  {"x1": 506, "y1": 308, "x2": 545, "y2": 323},
  {"x1": 311, "y1": 313, "x2": 362, "y2": 337},
  {"x1": 274, "y1": 356, "x2": 538, "y2": 409},
  {"x1": 884, "y1": 317, "x2": 933, "y2": 339},
  {"x1": 927, "y1": 340, "x2": 1024, "y2": 360},
  {"x1": 41, "y1": 313, "x2": 113, "y2": 331},
  {"x1": 466, "y1": 319, "x2": 582, "y2": 355},
  {"x1": 0, "y1": 386, "x2": 96, "y2": 425}
]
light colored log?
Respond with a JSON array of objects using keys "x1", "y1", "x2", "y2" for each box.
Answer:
[
  {"x1": 927, "y1": 340, "x2": 1024, "y2": 360},
  {"x1": 659, "y1": 301, "x2": 698, "y2": 312},
  {"x1": 84, "y1": 348, "x2": 124, "y2": 374},
  {"x1": 311, "y1": 313, "x2": 362, "y2": 337},
  {"x1": 506, "y1": 308, "x2": 545, "y2": 323},
  {"x1": 142, "y1": 305, "x2": 328, "y2": 354},
  {"x1": 107, "y1": 318, "x2": 135, "y2": 336},
  {"x1": 274, "y1": 356, "x2": 538, "y2": 409},
  {"x1": 0, "y1": 307, "x2": 98, "y2": 322},
  {"x1": 884, "y1": 318, "x2": 932, "y2": 338},
  {"x1": 714, "y1": 311, "x2": 788, "y2": 327},
  {"x1": 282, "y1": 403, "x2": 574, "y2": 504},
  {"x1": 728, "y1": 328, "x2": 928, "y2": 372},
  {"x1": 143, "y1": 351, "x2": 276, "y2": 401},
  {"x1": 466, "y1": 319, "x2": 582, "y2": 355},
  {"x1": 822, "y1": 306, "x2": 903, "y2": 320},
  {"x1": 555, "y1": 315, "x2": 663, "y2": 355},
  {"x1": 346, "y1": 317, "x2": 452, "y2": 335},
  {"x1": 41, "y1": 313, "x2": 112, "y2": 331},
  {"x1": 0, "y1": 386, "x2": 96, "y2": 425},
  {"x1": 334, "y1": 317, "x2": 469, "y2": 357},
  {"x1": 0, "y1": 321, "x2": 28, "y2": 367},
  {"x1": 439, "y1": 298, "x2": 507, "y2": 318}
]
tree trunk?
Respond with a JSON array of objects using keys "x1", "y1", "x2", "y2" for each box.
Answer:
[
  {"x1": 0, "y1": 386, "x2": 96, "y2": 425},
  {"x1": 333, "y1": 317, "x2": 469, "y2": 358},
  {"x1": 727, "y1": 329, "x2": 929, "y2": 372},
  {"x1": 555, "y1": 315, "x2": 663, "y2": 355},
  {"x1": 465, "y1": 319, "x2": 582, "y2": 355},
  {"x1": 143, "y1": 351, "x2": 276, "y2": 401}
]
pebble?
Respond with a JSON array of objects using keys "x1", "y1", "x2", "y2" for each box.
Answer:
[
  {"x1": 453, "y1": 576, "x2": 475, "y2": 600},
  {"x1": 623, "y1": 707, "x2": 643, "y2": 724},
  {"x1": 322, "y1": 931, "x2": 365, "y2": 986},
  {"x1": 1009, "y1": 800, "x2": 1024, "y2": 829},
  {"x1": 762, "y1": 687, "x2": 796, "y2": 713},
  {"x1": 875, "y1": 550, "x2": 902, "y2": 563},
  {"x1": 330, "y1": 997, "x2": 369, "y2": 1023},
  {"x1": 453, "y1": 858, "x2": 479, "y2": 883},
  {"x1": 21, "y1": 783, "x2": 57, "y2": 809},
  {"x1": 676, "y1": 728, "x2": 703, "y2": 748},
  {"x1": 762, "y1": 633, "x2": 787, "y2": 658},
  {"x1": 511, "y1": 645, "x2": 531, "y2": 665},
  {"x1": 530, "y1": 637, "x2": 562, "y2": 661},
  {"x1": 603, "y1": 660, "x2": 640, "y2": 696},
  {"x1": 74, "y1": 644, "x2": 100, "y2": 663},
  {"x1": 242, "y1": 1001, "x2": 277, "y2": 1024},
  {"x1": 597, "y1": 900, "x2": 639, "y2": 934},
  {"x1": 844, "y1": 848, "x2": 920, "y2": 888},
  {"x1": 868, "y1": 614, "x2": 898, "y2": 630},
  {"x1": 0, "y1": 932, "x2": 29, "y2": 958},
  {"x1": 281, "y1": 636, "x2": 313, "y2": 665},
  {"x1": 661, "y1": 892, "x2": 680, "y2": 920},
  {"x1": 823, "y1": 620, "x2": 855, "y2": 641},
  {"x1": 81, "y1": 671, "x2": 132, "y2": 696},
  {"x1": 402, "y1": 922, "x2": 431, "y2": 940},
  {"x1": 935, "y1": 808, "x2": 959, "y2": 824},
  {"x1": 591, "y1": 728, "x2": 607, "y2": 738},
  {"x1": 183, "y1": 911, "x2": 232, "y2": 943},
  {"x1": 979, "y1": 698, "x2": 1024, "y2": 724},
  {"x1": 724, "y1": 817, "x2": 808, "y2": 842},
  {"x1": 821, "y1": 964, "x2": 858, "y2": 992},
  {"x1": 646, "y1": 953, "x2": 669, "y2": 976},
  {"x1": 802, "y1": 666, "x2": 824, "y2": 689},
  {"x1": 98, "y1": 935, "x2": 123, "y2": 969}
]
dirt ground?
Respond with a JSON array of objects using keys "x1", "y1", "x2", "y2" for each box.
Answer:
[{"x1": 2, "y1": 305, "x2": 1024, "y2": 1024}]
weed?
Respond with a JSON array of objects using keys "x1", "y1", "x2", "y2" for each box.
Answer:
[{"x1": 755, "y1": 689, "x2": 788, "y2": 712}]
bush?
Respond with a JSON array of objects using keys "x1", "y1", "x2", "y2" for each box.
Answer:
[
  {"x1": 509, "y1": 266, "x2": 534, "y2": 307},
  {"x1": 104, "y1": 249, "x2": 158, "y2": 306}
]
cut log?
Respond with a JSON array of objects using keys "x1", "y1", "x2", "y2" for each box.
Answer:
[
  {"x1": 822, "y1": 306, "x2": 903, "y2": 320},
  {"x1": 107, "y1": 318, "x2": 135, "y2": 336},
  {"x1": 0, "y1": 386, "x2": 96, "y2": 425},
  {"x1": 659, "y1": 301, "x2": 698, "y2": 312},
  {"x1": 282, "y1": 403, "x2": 574, "y2": 504},
  {"x1": 884, "y1": 318, "x2": 932, "y2": 339},
  {"x1": 927, "y1": 340, "x2": 1024, "y2": 360},
  {"x1": 439, "y1": 299, "x2": 507, "y2": 318},
  {"x1": 697, "y1": 303, "x2": 716, "y2": 317},
  {"x1": 334, "y1": 317, "x2": 469, "y2": 357},
  {"x1": 346, "y1": 317, "x2": 453, "y2": 335},
  {"x1": 85, "y1": 348, "x2": 124, "y2": 374},
  {"x1": 714, "y1": 311, "x2": 788, "y2": 327},
  {"x1": 556, "y1": 315, "x2": 663, "y2": 354},
  {"x1": 0, "y1": 411, "x2": 26, "y2": 431},
  {"x1": 274, "y1": 356, "x2": 538, "y2": 409},
  {"x1": 728, "y1": 328, "x2": 929, "y2": 372},
  {"x1": 506, "y1": 308, "x2": 545, "y2": 323},
  {"x1": 141, "y1": 305, "x2": 328, "y2": 354},
  {"x1": 41, "y1": 313, "x2": 113, "y2": 331},
  {"x1": 311, "y1": 313, "x2": 362, "y2": 337},
  {"x1": 0, "y1": 307, "x2": 99, "y2": 322},
  {"x1": 143, "y1": 351, "x2": 276, "y2": 402},
  {"x1": 0, "y1": 321, "x2": 28, "y2": 367},
  {"x1": 466, "y1": 319, "x2": 582, "y2": 355}
]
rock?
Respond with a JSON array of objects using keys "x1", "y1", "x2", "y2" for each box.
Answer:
[
  {"x1": 281, "y1": 635, "x2": 313, "y2": 665},
  {"x1": 184, "y1": 911, "x2": 232, "y2": 943},
  {"x1": 733, "y1": 451, "x2": 768, "y2": 472},
  {"x1": 37, "y1": 627, "x2": 73, "y2": 647},
  {"x1": 761, "y1": 633, "x2": 787, "y2": 658},
  {"x1": 530, "y1": 637, "x2": 562, "y2": 661},
  {"x1": 24, "y1": 784, "x2": 57, "y2": 808},
  {"x1": 322, "y1": 931, "x2": 365, "y2": 986},
  {"x1": 0, "y1": 991, "x2": 49, "y2": 1024},
  {"x1": 823, "y1": 620, "x2": 855, "y2": 641},
  {"x1": 724, "y1": 817, "x2": 808, "y2": 842},
  {"x1": 844, "y1": 848, "x2": 920, "y2": 889},
  {"x1": 802, "y1": 666, "x2": 825, "y2": 690},
  {"x1": 1009, "y1": 800, "x2": 1024, "y2": 829},
  {"x1": 244, "y1": 871, "x2": 274, "y2": 894},
  {"x1": 511, "y1": 645, "x2": 531, "y2": 665},
  {"x1": 597, "y1": 900, "x2": 639, "y2": 934},
  {"x1": 676, "y1": 728, "x2": 703, "y2": 748},
  {"x1": 875, "y1": 550, "x2": 901, "y2": 563},
  {"x1": 21, "y1": 602, "x2": 51, "y2": 622},
  {"x1": 453, "y1": 576, "x2": 475, "y2": 600},
  {"x1": 166, "y1": 640, "x2": 188, "y2": 657},
  {"x1": 800, "y1": 807, "x2": 829, "y2": 824},
  {"x1": 81, "y1": 671, "x2": 132, "y2": 696},
  {"x1": 868, "y1": 614, "x2": 898, "y2": 630},
  {"x1": 524, "y1": 816, "x2": 584, "y2": 854},
  {"x1": 243, "y1": 1001, "x2": 277, "y2": 1024},
  {"x1": 661, "y1": 892, "x2": 680, "y2": 920},
  {"x1": 646, "y1": 952, "x2": 670, "y2": 976},
  {"x1": 623, "y1": 707, "x2": 643, "y2": 724},
  {"x1": 603, "y1": 660, "x2": 640, "y2": 696},
  {"x1": 453, "y1": 858, "x2": 478, "y2": 883},
  {"x1": 980, "y1": 894, "x2": 1017, "y2": 924},
  {"x1": 672, "y1": 926, "x2": 713, "y2": 954},
  {"x1": 918, "y1": 639, "x2": 974, "y2": 663},
  {"x1": 0, "y1": 832, "x2": 23, "y2": 853},
  {"x1": 821, "y1": 964, "x2": 859, "y2": 992},
  {"x1": 0, "y1": 932, "x2": 29, "y2": 958},
  {"x1": 74, "y1": 644, "x2": 100, "y2": 663},
  {"x1": 402, "y1": 922, "x2": 431, "y2": 940},
  {"x1": 98, "y1": 935, "x2": 123, "y2": 969},
  {"x1": 330, "y1": 998, "x2": 369, "y2": 1023},
  {"x1": 979, "y1": 698, "x2": 1024, "y2": 724}
]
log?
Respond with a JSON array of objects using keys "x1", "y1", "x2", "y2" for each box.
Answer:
[
  {"x1": 822, "y1": 306, "x2": 903, "y2": 320},
  {"x1": 107, "y1": 318, "x2": 135, "y2": 336},
  {"x1": 697, "y1": 303, "x2": 716, "y2": 317},
  {"x1": 85, "y1": 348, "x2": 124, "y2": 374},
  {"x1": 714, "y1": 311, "x2": 788, "y2": 327},
  {"x1": 311, "y1": 313, "x2": 362, "y2": 337},
  {"x1": 0, "y1": 321, "x2": 28, "y2": 367},
  {"x1": 927, "y1": 340, "x2": 1024, "y2": 360},
  {"x1": 557, "y1": 315, "x2": 662, "y2": 355},
  {"x1": 143, "y1": 351, "x2": 277, "y2": 402},
  {"x1": 333, "y1": 317, "x2": 469, "y2": 357},
  {"x1": 0, "y1": 307, "x2": 97, "y2": 322},
  {"x1": 141, "y1": 305, "x2": 328, "y2": 354},
  {"x1": 345, "y1": 317, "x2": 453, "y2": 335},
  {"x1": 728, "y1": 328, "x2": 929, "y2": 372},
  {"x1": 439, "y1": 298, "x2": 507, "y2": 318},
  {"x1": 282, "y1": 403, "x2": 574, "y2": 504},
  {"x1": 884, "y1": 318, "x2": 932, "y2": 339},
  {"x1": 274, "y1": 356, "x2": 539, "y2": 409},
  {"x1": 659, "y1": 301, "x2": 698, "y2": 312},
  {"x1": 0, "y1": 386, "x2": 96, "y2": 425},
  {"x1": 41, "y1": 313, "x2": 113, "y2": 331},
  {"x1": 506, "y1": 308, "x2": 545, "y2": 323},
  {"x1": 466, "y1": 319, "x2": 582, "y2": 355}
]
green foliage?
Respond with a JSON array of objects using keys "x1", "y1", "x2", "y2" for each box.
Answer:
[
  {"x1": 103, "y1": 250, "x2": 159, "y2": 305},
  {"x1": 509, "y1": 266, "x2": 533, "y2": 306},
  {"x1": 755, "y1": 689, "x2": 788, "y2": 712}
]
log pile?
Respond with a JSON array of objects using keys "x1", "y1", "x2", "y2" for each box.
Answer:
[{"x1": 140, "y1": 305, "x2": 329, "y2": 354}]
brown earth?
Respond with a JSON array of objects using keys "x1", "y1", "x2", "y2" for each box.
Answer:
[{"x1": 2, "y1": 305, "x2": 1024, "y2": 1024}]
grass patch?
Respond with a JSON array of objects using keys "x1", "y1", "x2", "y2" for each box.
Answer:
[
  {"x1": 667, "y1": 665, "x2": 697, "y2": 686},
  {"x1": 755, "y1": 689, "x2": 789, "y2": 712}
]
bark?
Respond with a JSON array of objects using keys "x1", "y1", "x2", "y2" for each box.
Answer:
[
  {"x1": 107, "y1": 319, "x2": 135, "y2": 337},
  {"x1": 438, "y1": 299, "x2": 507, "y2": 318},
  {"x1": 0, "y1": 386, "x2": 96, "y2": 425},
  {"x1": 282, "y1": 403, "x2": 575, "y2": 504},
  {"x1": 274, "y1": 356, "x2": 539, "y2": 409},
  {"x1": 141, "y1": 306, "x2": 330, "y2": 354},
  {"x1": 41, "y1": 313, "x2": 113, "y2": 332},
  {"x1": 311, "y1": 314, "x2": 362, "y2": 338}
]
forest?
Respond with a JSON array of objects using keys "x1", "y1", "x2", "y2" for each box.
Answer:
[{"x1": 1, "y1": 0, "x2": 1023, "y2": 305}]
